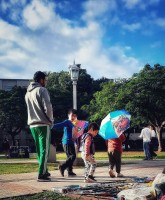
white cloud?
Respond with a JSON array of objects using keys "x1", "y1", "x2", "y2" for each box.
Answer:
[
  {"x1": 122, "y1": 0, "x2": 160, "y2": 10},
  {"x1": 122, "y1": 22, "x2": 141, "y2": 32},
  {"x1": 70, "y1": 42, "x2": 141, "y2": 79},
  {"x1": 106, "y1": 46, "x2": 141, "y2": 78},
  {"x1": 0, "y1": 20, "x2": 19, "y2": 41},
  {"x1": 23, "y1": 0, "x2": 55, "y2": 30},
  {"x1": 149, "y1": 0, "x2": 160, "y2": 5},
  {"x1": 0, "y1": 0, "x2": 28, "y2": 22},
  {"x1": 154, "y1": 18, "x2": 165, "y2": 28},
  {"x1": 82, "y1": 0, "x2": 116, "y2": 21},
  {"x1": 150, "y1": 41, "x2": 161, "y2": 48},
  {"x1": 123, "y1": 0, "x2": 142, "y2": 9},
  {"x1": 0, "y1": 0, "x2": 143, "y2": 80},
  {"x1": 0, "y1": 20, "x2": 37, "y2": 52}
]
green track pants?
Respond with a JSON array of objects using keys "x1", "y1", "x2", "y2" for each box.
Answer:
[{"x1": 30, "y1": 126, "x2": 50, "y2": 177}]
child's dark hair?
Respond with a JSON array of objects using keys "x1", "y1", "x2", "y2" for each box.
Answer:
[
  {"x1": 88, "y1": 122, "x2": 99, "y2": 131},
  {"x1": 68, "y1": 108, "x2": 78, "y2": 115}
]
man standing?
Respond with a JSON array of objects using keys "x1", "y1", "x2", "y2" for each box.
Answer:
[
  {"x1": 25, "y1": 71, "x2": 53, "y2": 181},
  {"x1": 139, "y1": 124, "x2": 152, "y2": 160}
]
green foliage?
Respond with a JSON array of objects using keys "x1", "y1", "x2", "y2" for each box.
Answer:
[
  {"x1": 1, "y1": 64, "x2": 164, "y2": 149},
  {"x1": 123, "y1": 64, "x2": 165, "y2": 126},
  {"x1": 82, "y1": 64, "x2": 165, "y2": 127},
  {"x1": 82, "y1": 79, "x2": 128, "y2": 123},
  {"x1": 0, "y1": 87, "x2": 27, "y2": 143},
  {"x1": 47, "y1": 69, "x2": 108, "y2": 121},
  {"x1": 47, "y1": 71, "x2": 73, "y2": 120}
]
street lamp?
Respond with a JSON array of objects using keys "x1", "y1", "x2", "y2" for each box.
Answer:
[{"x1": 69, "y1": 61, "x2": 81, "y2": 110}]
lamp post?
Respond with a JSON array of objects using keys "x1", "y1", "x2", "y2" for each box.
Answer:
[{"x1": 69, "y1": 62, "x2": 81, "y2": 110}]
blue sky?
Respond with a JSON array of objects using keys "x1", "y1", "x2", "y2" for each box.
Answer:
[{"x1": 0, "y1": 0, "x2": 165, "y2": 80}]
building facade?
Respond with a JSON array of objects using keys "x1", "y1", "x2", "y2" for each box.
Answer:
[{"x1": 0, "y1": 79, "x2": 30, "y2": 91}]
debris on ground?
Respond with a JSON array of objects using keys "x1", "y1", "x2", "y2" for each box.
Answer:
[
  {"x1": 52, "y1": 174, "x2": 165, "y2": 200},
  {"x1": 53, "y1": 179, "x2": 135, "y2": 199}
]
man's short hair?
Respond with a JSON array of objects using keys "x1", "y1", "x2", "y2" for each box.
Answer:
[
  {"x1": 88, "y1": 122, "x2": 99, "y2": 131},
  {"x1": 33, "y1": 71, "x2": 47, "y2": 82}
]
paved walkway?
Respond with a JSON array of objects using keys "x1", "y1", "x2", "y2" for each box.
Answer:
[{"x1": 0, "y1": 159, "x2": 164, "y2": 199}]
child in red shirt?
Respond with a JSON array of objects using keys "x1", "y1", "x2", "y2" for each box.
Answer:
[
  {"x1": 80, "y1": 122, "x2": 99, "y2": 183},
  {"x1": 107, "y1": 133, "x2": 125, "y2": 178}
]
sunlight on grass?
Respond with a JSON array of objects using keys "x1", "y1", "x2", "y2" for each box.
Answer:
[
  {"x1": 56, "y1": 151, "x2": 165, "y2": 160},
  {"x1": 0, "y1": 163, "x2": 57, "y2": 175},
  {"x1": 0, "y1": 151, "x2": 164, "y2": 175}
]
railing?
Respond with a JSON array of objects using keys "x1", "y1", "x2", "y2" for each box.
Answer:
[{"x1": 9, "y1": 146, "x2": 29, "y2": 158}]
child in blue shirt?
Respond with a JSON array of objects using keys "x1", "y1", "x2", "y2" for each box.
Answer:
[{"x1": 52, "y1": 109, "x2": 77, "y2": 177}]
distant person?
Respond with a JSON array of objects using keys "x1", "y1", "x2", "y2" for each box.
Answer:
[
  {"x1": 149, "y1": 124, "x2": 157, "y2": 159},
  {"x1": 80, "y1": 122, "x2": 99, "y2": 183},
  {"x1": 123, "y1": 129, "x2": 131, "y2": 151},
  {"x1": 107, "y1": 133, "x2": 126, "y2": 178},
  {"x1": 25, "y1": 71, "x2": 53, "y2": 182},
  {"x1": 52, "y1": 109, "x2": 78, "y2": 177},
  {"x1": 139, "y1": 124, "x2": 152, "y2": 160},
  {"x1": 2, "y1": 137, "x2": 10, "y2": 158},
  {"x1": 160, "y1": 122, "x2": 165, "y2": 151}
]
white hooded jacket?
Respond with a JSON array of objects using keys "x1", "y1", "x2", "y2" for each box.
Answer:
[{"x1": 25, "y1": 82, "x2": 53, "y2": 127}]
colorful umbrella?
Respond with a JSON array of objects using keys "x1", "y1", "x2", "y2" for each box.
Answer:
[
  {"x1": 72, "y1": 120, "x2": 88, "y2": 140},
  {"x1": 99, "y1": 109, "x2": 131, "y2": 140}
]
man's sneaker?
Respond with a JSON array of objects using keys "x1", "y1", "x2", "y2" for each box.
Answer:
[
  {"x1": 109, "y1": 169, "x2": 115, "y2": 178},
  {"x1": 88, "y1": 175, "x2": 97, "y2": 182},
  {"x1": 68, "y1": 172, "x2": 77, "y2": 177},
  {"x1": 116, "y1": 173, "x2": 124, "y2": 177},
  {"x1": 59, "y1": 165, "x2": 64, "y2": 177},
  {"x1": 37, "y1": 174, "x2": 51, "y2": 182},
  {"x1": 45, "y1": 172, "x2": 51, "y2": 177}
]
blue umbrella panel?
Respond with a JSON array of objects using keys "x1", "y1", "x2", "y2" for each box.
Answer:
[{"x1": 99, "y1": 109, "x2": 131, "y2": 140}]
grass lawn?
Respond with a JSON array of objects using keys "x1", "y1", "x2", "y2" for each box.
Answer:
[
  {"x1": 0, "y1": 151, "x2": 164, "y2": 175},
  {"x1": 56, "y1": 151, "x2": 165, "y2": 160},
  {"x1": 1, "y1": 151, "x2": 165, "y2": 161},
  {"x1": 0, "y1": 163, "x2": 58, "y2": 175},
  {"x1": 7, "y1": 191, "x2": 79, "y2": 200}
]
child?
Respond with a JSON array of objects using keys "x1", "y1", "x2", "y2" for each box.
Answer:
[
  {"x1": 52, "y1": 108, "x2": 77, "y2": 177},
  {"x1": 80, "y1": 122, "x2": 99, "y2": 183},
  {"x1": 107, "y1": 133, "x2": 125, "y2": 178}
]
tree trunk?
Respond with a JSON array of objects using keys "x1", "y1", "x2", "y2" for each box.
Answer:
[
  {"x1": 155, "y1": 126, "x2": 162, "y2": 152},
  {"x1": 11, "y1": 134, "x2": 15, "y2": 146}
]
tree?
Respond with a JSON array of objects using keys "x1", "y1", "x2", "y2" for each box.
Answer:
[
  {"x1": 0, "y1": 87, "x2": 27, "y2": 145},
  {"x1": 121, "y1": 64, "x2": 165, "y2": 151},
  {"x1": 82, "y1": 64, "x2": 165, "y2": 151},
  {"x1": 81, "y1": 79, "x2": 127, "y2": 123},
  {"x1": 47, "y1": 70, "x2": 108, "y2": 121},
  {"x1": 47, "y1": 71, "x2": 73, "y2": 120}
]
